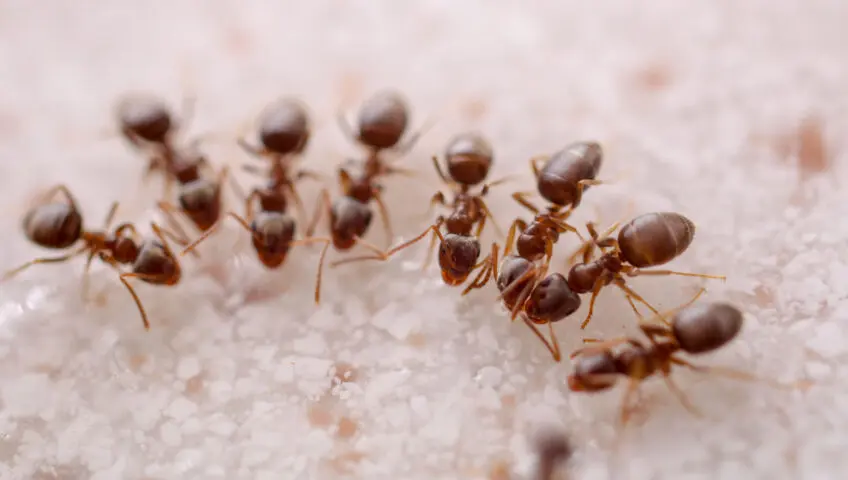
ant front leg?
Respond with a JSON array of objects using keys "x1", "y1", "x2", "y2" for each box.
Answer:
[
  {"x1": 462, "y1": 242, "x2": 499, "y2": 295},
  {"x1": 1, "y1": 247, "x2": 89, "y2": 282},
  {"x1": 425, "y1": 191, "x2": 446, "y2": 219},
  {"x1": 474, "y1": 197, "x2": 504, "y2": 238},
  {"x1": 306, "y1": 188, "x2": 332, "y2": 238},
  {"x1": 503, "y1": 218, "x2": 528, "y2": 257},
  {"x1": 571, "y1": 178, "x2": 603, "y2": 209},
  {"x1": 117, "y1": 272, "x2": 153, "y2": 330},
  {"x1": 528, "y1": 155, "x2": 548, "y2": 179},
  {"x1": 511, "y1": 191, "x2": 540, "y2": 215},
  {"x1": 394, "y1": 116, "x2": 435, "y2": 156},
  {"x1": 287, "y1": 237, "x2": 333, "y2": 304},
  {"x1": 38, "y1": 184, "x2": 80, "y2": 210},
  {"x1": 612, "y1": 276, "x2": 660, "y2": 319},
  {"x1": 371, "y1": 188, "x2": 394, "y2": 248},
  {"x1": 155, "y1": 201, "x2": 196, "y2": 256},
  {"x1": 180, "y1": 211, "x2": 254, "y2": 256},
  {"x1": 520, "y1": 316, "x2": 562, "y2": 362},
  {"x1": 627, "y1": 268, "x2": 727, "y2": 282},
  {"x1": 431, "y1": 155, "x2": 451, "y2": 186},
  {"x1": 331, "y1": 218, "x2": 445, "y2": 268}
]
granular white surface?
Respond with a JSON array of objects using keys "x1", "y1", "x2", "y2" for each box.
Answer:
[{"x1": 1, "y1": 1, "x2": 847, "y2": 479}]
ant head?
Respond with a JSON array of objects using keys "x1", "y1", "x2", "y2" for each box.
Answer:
[
  {"x1": 567, "y1": 349, "x2": 618, "y2": 392},
  {"x1": 178, "y1": 179, "x2": 221, "y2": 231},
  {"x1": 112, "y1": 234, "x2": 140, "y2": 264},
  {"x1": 444, "y1": 132, "x2": 493, "y2": 186},
  {"x1": 566, "y1": 262, "x2": 603, "y2": 294},
  {"x1": 23, "y1": 202, "x2": 83, "y2": 249},
  {"x1": 516, "y1": 224, "x2": 550, "y2": 261},
  {"x1": 672, "y1": 302, "x2": 743, "y2": 354},
  {"x1": 496, "y1": 255, "x2": 536, "y2": 310},
  {"x1": 250, "y1": 212, "x2": 296, "y2": 268},
  {"x1": 437, "y1": 234, "x2": 481, "y2": 285},
  {"x1": 524, "y1": 273, "x2": 581, "y2": 324},
  {"x1": 133, "y1": 241, "x2": 179, "y2": 285},
  {"x1": 330, "y1": 197, "x2": 372, "y2": 250},
  {"x1": 258, "y1": 98, "x2": 310, "y2": 155},
  {"x1": 117, "y1": 94, "x2": 173, "y2": 144},
  {"x1": 356, "y1": 90, "x2": 409, "y2": 150}
]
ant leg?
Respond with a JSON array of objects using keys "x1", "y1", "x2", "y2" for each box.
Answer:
[
  {"x1": 640, "y1": 288, "x2": 707, "y2": 335},
  {"x1": 395, "y1": 116, "x2": 435, "y2": 155},
  {"x1": 613, "y1": 278, "x2": 661, "y2": 319},
  {"x1": 669, "y1": 357, "x2": 810, "y2": 390},
  {"x1": 337, "y1": 168, "x2": 353, "y2": 193},
  {"x1": 236, "y1": 137, "x2": 264, "y2": 158},
  {"x1": 283, "y1": 183, "x2": 308, "y2": 228},
  {"x1": 571, "y1": 179, "x2": 603, "y2": 208},
  {"x1": 288, "y1": 237, "x2": 333, "y2": 304},
  {"x1": 180, "y1": 211, "x2": 253, "y2": 256},
  {"x1": 431, "y1": 155, "x2": 451, "y2": 186},
  {"x1": 475, "y1": 197, "x2": 504, "y2": 238},
  {"x1": 619, "y1": 379, "x2": 641, "y2": 425},
  {"x1": 372, "y1": 190, "x2": 394, "y2": 248},
  {"x1": 118, "y1": 271, "x2": 171, "y2": 330},
  {"x1": 420, "y1": 216, "x2": 445, "y2": 271},
  {"x1": 580, "y1": 277, "x2": 606, "y2": 329},
  {"x1": 2, "y1": 247, "x2": 89, "y2": 282},
  {"x1": 155, "y1": 201, "x2": 194, "y2": 251},
  {"x1": 424, "y1": 191, "x2": 446, "y2": 220},
  {"x1": 661, "y1": 372, "x2": 703, "y2": 417},
  {"x1": 462, "y1": 242, "x2": 499, "y2": 295},
  {"x1": 503, "y1": 218, "x2": 528, "y2": 257},
  {"x1": 39, "y1": 184, "x2": 80, "y2": 210},
  {"x1": 521, "y1": 315, "x2": 562, "y2": 362},
  {"x1": 529, "y1": 155, "x2": 548, "y2": 179},
  {"x1": 569, "y1": 338, "x2": 631, "y2": 359},
  {"x1": 511, "y1": 191, "x2": 539, "y2": 214},
  {"x1": 480, "y1": 175, "x2": 517, "y2": 196},
  {"x1": 331, "y1": 220, "x2": 445, "y2": 267},
  {"x1": 306, "y1": 188, "x2": 331, "y2": 238},
  {"x1": 102, "y1": 201, "x2": 120, "y2": 230},
  {"x1": 548, "y1": 217, "x2": 586, "y2": 242},
  {"x1": 628, "y1": 269, "x2": 727, "y2": 282}
]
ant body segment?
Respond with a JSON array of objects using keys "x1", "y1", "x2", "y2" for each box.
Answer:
[
  {"x1": 330, "y1": 133, "x2": 502, "y2": 293},
  {"x1": 486, "y1": 142, "x2": 603, "y2": 361},
  {"x1": 2, "y1": 185, "x2": 189, "y2": 330},
  {"x1": 567, "y1": 212, "x2": 726, "y2": 329}
]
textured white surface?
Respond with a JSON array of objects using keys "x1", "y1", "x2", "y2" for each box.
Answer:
[{"x1": 0, "y1": 1, "x2": 847, "y2": 479}]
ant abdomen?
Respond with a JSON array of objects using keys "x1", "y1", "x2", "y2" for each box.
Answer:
[
  {"x1": 617, "y1": 212, "x2": 695, "y2": 268},
  {"x1": 437, "y1": 234, "x2": 481, "y2": 284},
  {"x1": 258, "y1": 98, "x2": 310, "y2": 155},
  {"x1": 524, "y1": 273, "x2": 582, "y2": 324},
  {"x1": 23, "y1": 203, "x2": 83, "y2": 249},
  {"x1": 444, "y1": 132, "x2": 493, "y2": 186},
  {"x1": 330, "y1": 196, "x2": 373, "y2": 250},
  {"x1": 356, "y1": 91, "x2": 409, "y2": 149},
  {"x1": 134, "y1": 241, "x2": 180, "y2": 285},
  {"x1": 178, "y1": 180, "x2": 221, "y2": 231},
  {"x1": 537, "y1": 142, "x2": 602, "y2": 207},
  {"x1": 672, "y1": 302, "x2": 743, "y2": 354},
  {"x1": 116, "y1": 95, "x2": 173, "y2": 144},
  {"x1": 250, "y1": 212, "x2": 296, "y2": 268},
  {"x1": 567, "y1": 350, "x2": 618, "y2": 392}
]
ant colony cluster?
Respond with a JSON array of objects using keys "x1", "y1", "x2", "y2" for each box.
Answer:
[{"x1": 3, "y1": 89, "x2": 807, "y2": 446}]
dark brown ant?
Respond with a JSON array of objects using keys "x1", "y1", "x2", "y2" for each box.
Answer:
[
  {"x1": 566, "y1": 212, "x2": 726, "y2": 330},
  {"x1": 329, "y1": 133, "x2": 503, "y2": 293},
  {"x1": 1, "y1": 185, "x2": 190, "y2": 330},
  {"x1": 479, "y1": 142, "x2": 603, "y2": 361},
  {"x1": 235, "y1": 98, "x2": 322, "y2": 225},
  {"x1": 332, "y1": 89, "x2": 428, "y2": 246},
  {"x1": 567, "y1": 291, "x2": 806, "y2": 424},
  {"x1": 115, "y1": 93, "x2": 198, "y2": 197},
  {"x1": 532, "y1": 428, "x2": 575, "y2": 480}
]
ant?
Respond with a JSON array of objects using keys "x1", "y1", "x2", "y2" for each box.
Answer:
[
  {"x1": 1, "y1": 185, "x2": 189, "y2": 330},
  {"x1": 329, "y1": 133, "x2": 503, "y2": 293},
  {"x1": 330, "y1": 89, "x2": 427, "y2": 246},
  {"x1": 486, "y1": 142, "x2": 603, "y2": 361},
  {"x1": 567, "y1": 290, "x2": 804, "y2": 424},
  {"x1": 531, "y1": 428, "x2": 575, "y2": 480},
  {"x1": 235, "y1": 98, "x2": 322, "y2": 225},
  {"x1": 566, "y1": 211, "x2": 726, "y2": 330},
  {"x1": 115, "y1": 93, "x2": 198, "y2": 198}
]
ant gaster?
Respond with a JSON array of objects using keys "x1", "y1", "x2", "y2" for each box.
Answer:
[
  {"x1": 330, "y1": 133, "x2": 503, "y2": 293},
  {"x1": 2, "y1": 185, "x2": 189, "y2": 330},
  {"x1": 485, "y1": 142, "x2": 603, "y2": 361},
  {"x1": 566, "y1": 212, "x2": 726, "y2": 329},
  {"x1": 567, "y1": 291, "x2": 805, "y2": 424}
]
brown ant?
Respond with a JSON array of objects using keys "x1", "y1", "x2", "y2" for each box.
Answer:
[
  {"x1": 567, "y1": 290, "x2": 805, "y2": 424},
  {"x1": 331, "y1": 89, "x2": 427, "y2": 246},
  {"x1": 566, "y1": 212, "x2": 726, "y2": 330},
  {"x1": 329, "y1": 133, "x2": 503, "y2": 293},
  {"x1": 1, "y1": 185, "x2": 190, "y2": 330},
  {"x1": 531, "y1": 428, "x2": 575, "y2": 480},
  {"x1": 483, "y1": 142, "x2": 603, "y2": 361},
  {"x1": 235, "y1": 98, "x2": 322, "y2": 225},
  {"x1": 115, "y1": 93, "x2": 198, "y2": 197}
]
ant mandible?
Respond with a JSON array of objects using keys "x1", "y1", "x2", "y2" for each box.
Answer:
[
  {"x1": 2, "y1": 185, "x2": 190, "y2": 330},
  {"x1": 480, "y1": 142, "x2": 602, "y2": 361},
  {"x1": 567, "y1": 290, "x2": 806, "y2": 424},
  {"x1": 329, "y1": 133, "x2": 503, "y2": 293},
  {"x1": 566, "y1": 211, "x2": 726, "y2": 330}
]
